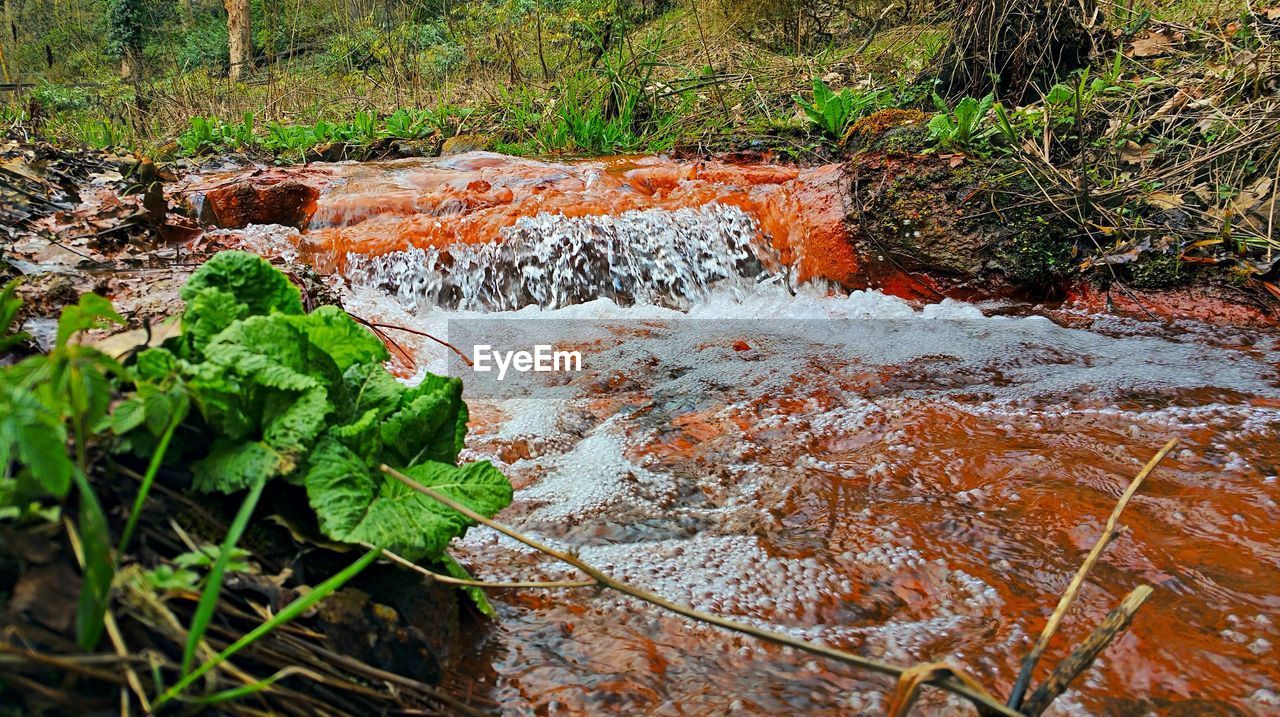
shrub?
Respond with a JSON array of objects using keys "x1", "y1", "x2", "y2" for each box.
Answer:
[
  {"x1": 31, "y1": 82, "x2": 92, "y2": 112},
  {"x1": 177, "y1": 14, "x2": 231, "y2": 73}
]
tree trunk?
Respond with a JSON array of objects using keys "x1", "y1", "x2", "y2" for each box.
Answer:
[
  {"x1": 225, "y1": 0, "x2": 252, "y2": 80},
  {"x1": 0, "y1": 0, "x2": 13, "y2": 83}
]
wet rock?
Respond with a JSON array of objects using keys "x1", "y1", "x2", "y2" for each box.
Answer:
[
  {"x1": 202, "y1": 172, "x2": 320, "y2": 229},
  {"x1": 851, "y1": 153, "x2": 1073, "y2": 292},
  {"x1": 441, "y1": 134, "x2": 493, "y2": 156},
  {"x1": 840, "y1": 109, "x2": 929, "y2": 152},
  {"x1": 1062, "y1": 280, "x2": 1277, "y2": 326},
  {"x1": 389, "y1": 138, "x2": 443, "y2": 158}
]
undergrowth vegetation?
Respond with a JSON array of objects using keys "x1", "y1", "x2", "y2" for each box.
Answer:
[{"x1": 0, "y1": 252, "x2": 512, "y2": 708}]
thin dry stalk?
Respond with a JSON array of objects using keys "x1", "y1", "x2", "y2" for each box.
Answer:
[
  {"x1": 1021, "y1": 585, "x2": 1154, "y2": 716},
  {"x1": 379, "y1": 464, "x2": 1022, "y2": 717},
  {"x1": 1007, "y1": 437, "x2": 1178, "y2": 710},
  {"x1": 377, "y1": 547, "x2": 596, "y2": 590}
]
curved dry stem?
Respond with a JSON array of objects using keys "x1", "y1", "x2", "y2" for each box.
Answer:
[
  {"x1": 377, "y1": 547, "x2": 597, "y2": 589},
  {"x1": 380, "y1": 464, "x2": 1022, "y2": 717}
]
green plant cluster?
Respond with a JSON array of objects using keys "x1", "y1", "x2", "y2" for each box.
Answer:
[
  {"x1": 0, "y1": 252, "x2": 512, "y2": 654},
  {"x1": 927, "y1": 92, "x2": 997, "y2": 151},
  {"x1": 794, "y1": 78, "x2": 893, "y2": 138},
  {"x1": 176, "y1": 106, "x2": 470, "y2": 159}
]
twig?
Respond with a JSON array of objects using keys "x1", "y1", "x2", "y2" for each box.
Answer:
[
  {"x1": 102, "y1": 610, "x2": 153, "y2": 713},
  {"x1": 377, "y1": 548, "x2": 596, "y2": 590},
  {"x1": 1022, "y1": 585, "x2": 1154, "y2": 716},
  {"x1": 379, "y1": 465, "x2": 1022, "y2": 717},
  {"x1": 353, "y1": 316, "x2": 474, "y2": 367},
  {"x1": 1007, "y1": 438, "x2": 1178, "y2": 710}
]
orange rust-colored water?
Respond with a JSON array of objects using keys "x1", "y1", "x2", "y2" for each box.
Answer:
[
  {"x1": 442, "y1": 354, "x2": 1280, "y2": 716},
  {"x1": 209, "y1": 153, "x2": 1280, "y2": 715}
]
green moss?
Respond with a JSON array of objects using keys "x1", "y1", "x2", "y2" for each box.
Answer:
[
  {"x1": 1124, "y1": 252, "x2": 1192, "y2": 289},
  {"x1": 993, "y1": 220, "x2": 1075, "y2": 287},
  {"x1": 871, "y1": 124, "x2": 930, "y2": 154}
]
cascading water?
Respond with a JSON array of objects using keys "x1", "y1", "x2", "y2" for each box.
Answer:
[
  {"x1": 342, "y1": 203, "x2": 775, "y2": 311},
  {"x1": 214, "y1": 152, "x2": 1280, "y2": 716}
]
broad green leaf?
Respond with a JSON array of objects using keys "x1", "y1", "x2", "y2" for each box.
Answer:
[
  {"x1": 108, "y1": 395, "x2": 148, "y2": 435},
  {"x1": 181, "y1": 251, "x2": 303, "y2": 354},
  {"x1": 135, "y1": 347, "x2": 179, "y2": 381},
  {"x1": 305, "y1": 439, "x2": 511, "y2": 561},
  {"x1": 0, "y1": 382, "x2": 73, "y2": 498},
  {"x1": 261, "y1": 386, "x2": 331, "y2": 461},
  {"x1": 193, "y1": 316, "x2": 338, "y2": 467},
  {"x1": 203, "y1": 315, "x2": 339, "y2": 392},
  {"x1": 192, "y1": 440, "x2": 284, "y2": 493},
  {"x1": 284, "y1": 306, "x2": 389, "y2": 372},
  {"x1": 180, "y1": 251, "x2": 303, "y2": 320},
  {"x1": 56, "y1": 293, "x2": 124, "y2": 348},
  {"x1": 182, "y1": 288, "x2": 248, "y2": 354},
  {"x1": 343, "y1": 363, "x2": 403, "y2": 416},
  {"x1": 381, "y1": 374, "x2": 467, "y2": 467}
]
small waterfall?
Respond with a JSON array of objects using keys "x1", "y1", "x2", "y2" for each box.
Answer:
[{"x1": 343, "y1": 203, "x2": 780, "y2": 312}]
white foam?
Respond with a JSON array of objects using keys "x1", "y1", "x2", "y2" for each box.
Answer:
[{"x1": 344, "y1": 204, "x2": 776, "y2": 312}]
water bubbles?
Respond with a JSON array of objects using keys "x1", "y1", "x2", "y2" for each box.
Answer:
[{"x1": 344, "y1": 204, "x2": 774, "y2": 312}]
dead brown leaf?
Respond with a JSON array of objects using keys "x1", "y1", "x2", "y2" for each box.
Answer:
[
  {"x1": 1129, "y1": 31, "x2": 1174, "y2": 58},
  {"x1": 1148, "y1": 191, "x2": 1186, "y2": 210},
  {"x1": 1120, "y1": 141, "x2": 1157, "y2": 165}
]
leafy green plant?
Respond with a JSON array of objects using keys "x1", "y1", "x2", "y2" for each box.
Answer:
[
  {"x1": 75, "y1": 119, "x2": 128, "y2": 150},
  {"x1": 31, "y1": 82, "x2": 92, "y2": 112},
  {"x1": 152, "y1": 252, "x2": 512, "y2": 563},
  {"x1": 1, "y1": 292, "x2": 126, "y2": 649},
  {"x1": 0, "y1": 278, "x2": 29, "y2": 353},
  {"x1": 927, "y1": 92, "x2": 997, "y2": 152},
  {"x1": 1, "y1": 251, "x2": 511, "y2": 665},
  {"x1": 794, "y1": 79, "x2": 891, "y2": 137},
  {"x1": 177, "y1": 114, "x2": 257, "y2": 156}
]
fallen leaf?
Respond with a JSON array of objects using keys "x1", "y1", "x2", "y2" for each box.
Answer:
[
  {"x1": 1130, "y1": 31, "x2": 1174, "y2": 58},
  {"x1": 89, "y1": 170, "x2": 124, "y2": 185},
  {"x1": 1148, "y1": 191, "x2": 1185, "y2": 209},
  {"x1": 87, "y1": 316, "x2": 182, "y2": 358},
  {"x1": 1120, "y1": 141, "x2": 1156, "y2": 165}
]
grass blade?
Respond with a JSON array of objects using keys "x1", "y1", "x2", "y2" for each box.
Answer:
[
  {"x1": 70, "y1": 468, "x2": 114, "y2": 651},
  {"x1": 181, "y1": 474, "x2": 267, "y2": 675},
  {"x1": 118, "y1": 412, "x2": 181, "y2": 553},
  {"x1": 156, "y1": 546, "x2": 381, "y2": 708}
]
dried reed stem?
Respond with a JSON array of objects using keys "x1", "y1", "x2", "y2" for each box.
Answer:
[
  {"x1": 380, "y1": 464, "x2": 1022, "y2": 717},
  {"x1": 1007, "y1": 437, "x2": 1178, "y2": 709},
  {"x1": 1022, "y1": 585, "x2": 1154, "y2": 716}
]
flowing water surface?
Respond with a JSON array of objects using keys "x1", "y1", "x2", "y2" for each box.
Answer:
[{"x1": 204, "y1": 152, "x2": 1280, "y2": 715}]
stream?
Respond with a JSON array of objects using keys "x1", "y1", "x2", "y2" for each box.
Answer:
[{"x1": 207, "y1": 152, "x2": 1280, "y2": 715}]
